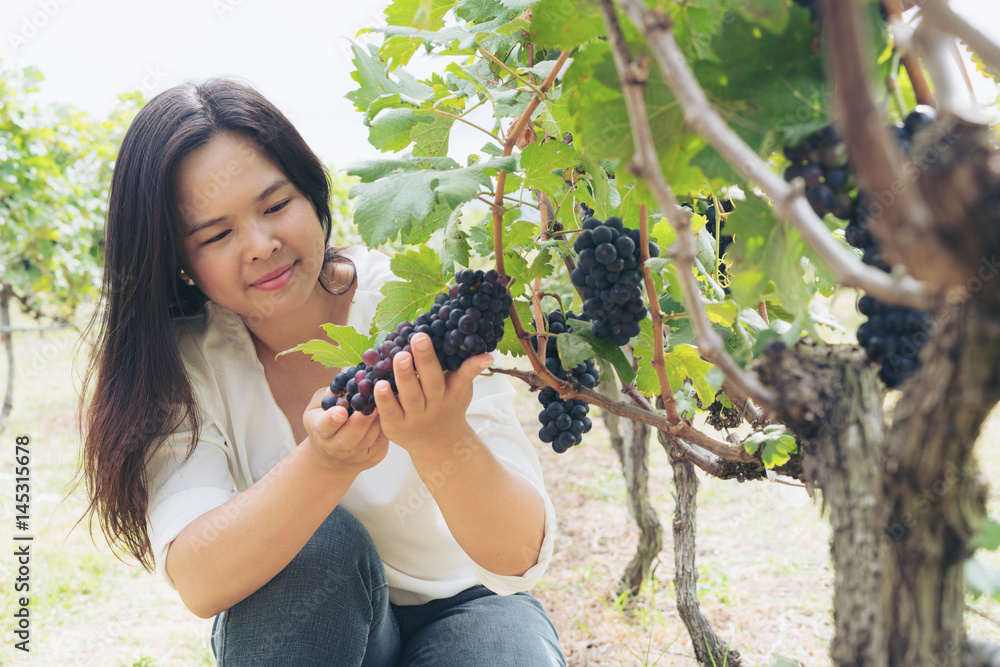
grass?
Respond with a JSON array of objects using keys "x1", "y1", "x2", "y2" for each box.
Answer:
[{"x1": 2, "y1": 306, "x2": 1000, "y2": 665}]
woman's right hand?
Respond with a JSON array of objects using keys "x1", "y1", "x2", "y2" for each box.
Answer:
[{"x1": 301, "y1": 387, "x2": 389, "y2": 478}]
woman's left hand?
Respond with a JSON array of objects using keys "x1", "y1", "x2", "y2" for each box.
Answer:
[{"x1": 373, "y1": 332, "x2": 494, "y2": 455}]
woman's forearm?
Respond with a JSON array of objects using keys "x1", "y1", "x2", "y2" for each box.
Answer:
[
  {"x1": 408, "y1": 424, "x2": 547, "y2": 577},
  {"x1": 164, "y1": 440, "x2": 356, "y2": 619}
]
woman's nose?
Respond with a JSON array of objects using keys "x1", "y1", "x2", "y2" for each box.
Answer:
[{"x1": 245, "y1": 218, "x2": 280, "y2": 262}]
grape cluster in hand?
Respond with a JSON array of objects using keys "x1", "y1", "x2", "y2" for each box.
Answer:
[
  {"x1": 844, "y1": 106, "x2": 937, "y2": 388},
  {"x1": 783, "y1": 124, "x2": 854, "y2": 220},
  {"x1": 571, "y1": 216, "x2": 655, "y2": 346},
  {"x1": 530, "y1": 310, "x2": 600, "y2": 454},
  {"x1": 323, "y1": 269, "x2": 513, "y2": 414}
]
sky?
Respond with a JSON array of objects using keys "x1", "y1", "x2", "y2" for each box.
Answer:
[{"x1": 1, "y1": 0, "x2": 998, "y2": 171}]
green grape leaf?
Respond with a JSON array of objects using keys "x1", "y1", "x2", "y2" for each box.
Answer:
[
  {"x1": 563, "y1": 41, "x2": 707, "y2": 197},
  {"x1": 368, "y1": 109, "x2": 454, "y2": 156},
  {"x1": 663, "y1": 344, "x2": 716, "y2": 408},
  {"x1": 441, "y1": 207, "x2": 471, "y2": 271},
  {"x1": 347, "y1": 43, "x2": 434, "y2": 119},
  {"x1": 384, "y1": 0, "x2": 458, "y2": 31},
  {"x1": 704, "y1": 300, "x2": 739, "y2": 327},
  {"x1": 531, "y1": 0, "x2": 603, "y2": 50},
  {"x1": 725, "y1": 193, "x2": 814, "y2": 319},
  {"x1": 566, "y1": 317, "x2": 635, "y2": 385},
  {"x1": 347, "y1": 155, "x2": 517, "y2": 247},
  {"x1": 520, "y1": 140, "x2": 579, "y2": 193},
  {"x1": 692, "y1": 7, "x2": 826, "y2": 152},
  {"x1": 500, "y1": 0, "x2": 535, "y2": 10},
  {"x1": 556, "y1": 330, "x2": 594, "y2": 370},
  {"x1": 667, "y1": 0, "x2": 741, "y2": 62},
  {"x1": 497, "y1": 299, "x2": 534, "y2": 357},
  {"x1": 674, "y1": 386, "x2": 700, "y2": 420},
  {"x1": 634, "y1": 318, "x2": 662, "y2": 395},
  {"x1": 965, "y1": 558, "x2": 1000, "y2": 600},
  {"x1": 373, "y1": 246, "x2": 450, "y2": 332},
  {"x1": 743, "y1": 425, "x2": 798, "y2": 468},
  {"x1": 282, "y1": 325, "x2": 378, "y2": 369},
  {"x1": 972, "y1": 518, "x2": 1000, "y2": 552},
  {"x1": 733, "y1": 0, "x2": 790, "y2": 34}
]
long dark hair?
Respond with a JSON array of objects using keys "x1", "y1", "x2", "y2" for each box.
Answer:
[{"x1": 78, "y1": 78, "x2": 351, "y2": 569}]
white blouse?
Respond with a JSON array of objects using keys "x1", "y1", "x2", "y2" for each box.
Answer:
[{"x1": 146, "y1": 245, "x2": 557, "y2": 606}]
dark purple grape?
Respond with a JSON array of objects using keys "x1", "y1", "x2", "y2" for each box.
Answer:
[
  {"x1": 594, "y1": 243, "x2": 618, "y2": 265},
  {"x1": 362, "y1": 349, "x2": 381, "y2": 367}
]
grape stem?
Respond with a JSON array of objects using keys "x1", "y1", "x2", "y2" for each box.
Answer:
[
  {"x1": 598, "y1": 0, "x2": 779, "y2": 414},
  {"x1": 614, "y1": 0, "x2": 942, "y2": 312},
  {"x1": 639, "y1": 203, "x2": 682, "y2": 425}
]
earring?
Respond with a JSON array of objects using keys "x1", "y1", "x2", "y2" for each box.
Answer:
[{"x1": 179, "y1": 269, "x2": 196, "y2": 287}]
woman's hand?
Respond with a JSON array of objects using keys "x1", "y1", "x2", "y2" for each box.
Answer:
[
  {"x1": 373, "y1": 332, "x2": 494, "y2": 456},
  {"x1": 301, "y1": 388, "x2": 389, "y2": 478}
]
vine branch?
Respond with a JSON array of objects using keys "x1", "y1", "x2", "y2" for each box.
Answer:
[
  {"x1": 819, "y1": 0, "x2": 970, "y2": 289},
  {"x1": 599, "y1": 0, "x2": 779, "y2": 413},
  {"x1": 638, "y1": 203, "x2": 681, "y2": 425},
  {"x1": 615, "y1": 0, "x2": 942, "y2": 312},
  {"x1": 883, "y1": 0, "x2": 937, "y2": 107},
  {"x1": 913, "y1": 0, "x2": 1000, "y2": 76},
  {"x1": 493, "y1": 50, "x2": 571, "y2": 378},
  {"x1": 490, "y1": 366, "x2": 756, "y2": 464}
]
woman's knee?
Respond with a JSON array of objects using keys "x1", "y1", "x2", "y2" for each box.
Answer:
[
  {"x1": 273, "y1": 507, "x2": 385, "y2": 602},
  {"x1": 400, "y1": 590, "x2": 565, "y2": 667}
]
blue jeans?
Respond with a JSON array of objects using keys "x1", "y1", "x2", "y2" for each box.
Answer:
[{"x1": 211, "y1": 506, "x2": 566, "y2": 666}]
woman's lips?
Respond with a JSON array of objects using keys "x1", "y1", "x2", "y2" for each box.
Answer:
[{"x1": 251, "y1": 263, "x2": 295, "y2": 291}]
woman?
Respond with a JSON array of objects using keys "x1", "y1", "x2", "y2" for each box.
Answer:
[{"x1": 80, "y1": 78, "x2": 565, "y2": 666}]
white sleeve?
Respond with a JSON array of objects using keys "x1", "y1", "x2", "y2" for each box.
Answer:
[
  {"x1": 463, "y1": 364, "x2": 557, "y2": 595},
  {"x1": 145, "y1": 416, "x2": 238, "y2": 590}
]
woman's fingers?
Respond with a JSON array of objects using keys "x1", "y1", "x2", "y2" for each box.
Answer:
[
  {"x1": 391, "y1": 349, "x2": 425, "y2": 415},
  {"x1": 409, "y1": 334, "x2": 445, "y2": 401}
]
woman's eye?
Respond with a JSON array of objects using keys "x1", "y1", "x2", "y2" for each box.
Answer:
[
  {"x1": 266, "y1": 199, "x2": 290, "y2": 214},
  {"x1": 203, "y1": 230, "x2": 231, "y2": 245}
]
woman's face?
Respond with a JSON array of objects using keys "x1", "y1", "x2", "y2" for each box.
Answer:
[{"x1": 175, "y1": 133, "x2": 326, "y2": 325}]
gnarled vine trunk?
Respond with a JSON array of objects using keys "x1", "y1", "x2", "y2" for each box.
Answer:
[
  {"x1": 601, "y1": 381, "x2": 662, "y2": 595},
  {"x1": 756, "y1": 341, "x2": 885, "y2": 665},
  {"x1": 756, "y1": 302, "x2": 1000, "y2": 666},
  {"x1": 879, "y1": 303, "x2": 999, "y2": 666}
]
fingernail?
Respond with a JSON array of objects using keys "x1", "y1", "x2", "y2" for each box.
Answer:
[
  {"x1": 399, "y1": 353, "x2": 411, "y2": 368},
  {"x1": 414, "y1": 334, "x2": 431, "y2": 351},
  {"x1": 480, "y1": 357, "x2": 493, "y2": 370}
]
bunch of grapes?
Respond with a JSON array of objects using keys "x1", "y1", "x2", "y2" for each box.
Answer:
[
  {"x1": 783, "y1": 124, "x2": 855, "y2": 220},
  {"x1": 530, "y1": 310, "x2": 600, "y2": 454},
  {"x1": 843, "y1": 106, "x2": 937, "y2": 388},
  {"x1": 571, "y1": 216, "x2": 656, "y2": 346},
  {"x1": 323, "y1": 269, "x2": 514, "y2": 415},
  {"x1": 537, "y1": 387, "x2": 593, "y2": 454}
]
